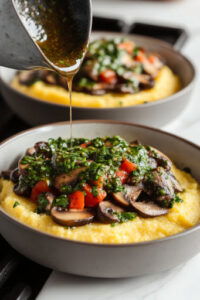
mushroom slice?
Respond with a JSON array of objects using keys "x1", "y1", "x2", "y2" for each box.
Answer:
[
  {"x1": 130, "y1": 139, "x2": 140, "y2": 146},
  {"x1": 130, "y1": 200, "x2": 168, "y2": 218},
  {"x1": 14, "y1": 182, "x2": 31, "y2": 197},
  {"x1": 133, "y1": 73, "x2": 154, "y2": 89},
  {"x1": 45, "y1": 192, "x2": 55, "y2": 212},
  {"x1": 148, "y1": 146, "x2": 172, "y2": 170},
  {"x1": 10, "y1": 168, "x2": 20, "y2": 183},
  {"x1": 113, "y1": 184, "x2": 142, "y2": 207},
  {"x1": 54, "y1": 167, "x2": 87, "y2": 190},
  {"x1": 34, "y1": 142, "x2": 51, "y2": 158},
  {"x1": 142, "y1": 56, "x2": 163, "y2": 78},
  {"x1": 51, "y1": 207, "x2": 94, "y2": 227},
  {"x1": 18, "y1": 70, "x2": 38, "y2": 86},
  {"x1": 26, "y1": 147, "x2": 36, "y2": 156},
  {"x1": 169, "y1": 173, "x2": 183, "y2": 193},
  {"x1": 97, "y1": 201, "x2": 124, "y2": 224}
]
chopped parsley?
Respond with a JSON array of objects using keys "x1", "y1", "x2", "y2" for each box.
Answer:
[
  {"x1": 13, "y1": 201, "x2": 20, "y2": 208},
  {"x1": 36, "y1": 193, "x2": 49, "y2": 214},
  {"x1": 53, "y1": 195, "x2": 69, "y2": 209},
  {"x1": 169, "y1": 195, "x2": 183, "y2": 208},
  {"x1": 114, "y1": 212, "x2": 137, "y2": 223}
]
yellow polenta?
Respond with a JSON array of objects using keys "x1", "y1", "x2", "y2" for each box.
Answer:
[
  {"x1": 12, "y1": 66, "x2": 181, "y2": 108},
  {"x1": 0, "y1": 167, "x2": 200, "y2": 244}
]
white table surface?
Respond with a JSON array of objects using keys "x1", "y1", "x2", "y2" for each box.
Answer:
[{"x1": 38, "y1": 1, "x2": 200, "y2": 299}]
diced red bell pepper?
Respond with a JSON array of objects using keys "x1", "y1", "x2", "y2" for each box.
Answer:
[
  {"x1": 80, "y1": 142, "x2": 91, "y2": 148},
  {"x1": 116, "y1": 170, "x2": 129, "y2": 184},
  {"x1": 135, "y1": 53, "x2": 145, "y2": 62},
  {"x1": 99, "y1": 69, "x2": 117, "y2": 84},
  {"x1": 31, "y1": 180, "x2": 50, "y2": 202},
  {"x1": 69, "y1": 191, "x2": 85, "y2": 210},
  {"x1": 83, "y1": 184, "x2": 107, "y2": 207},
  {"x1": 120, "y1": 159, "x2": 137, "y2": 173}
]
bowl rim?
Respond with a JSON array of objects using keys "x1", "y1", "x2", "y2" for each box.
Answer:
[
  {"x1": 0, "y1": 119, "x2": 200, "y2": 248},
  {"x1": 0, "y1": 32, "x2": 196, "y2": 111}
]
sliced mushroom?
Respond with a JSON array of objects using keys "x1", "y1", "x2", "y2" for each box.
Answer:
[
  {"x1": 44, "y1": 73, "x2": 57, "y2": 85},
  {"x1": 142, "y1": 56, "x2": 163, "y2": 78},
  {"x1": 169, "y1": 173, "x2": 183, "y2": 193},
  {"x1": 54, "y1": 167, "x2": 87, "y2": 190},
  {"x1": 14, "y1": 182, "x2": 31, "y2": 197},
  {"x1": 84, "y1": 60, "x2": 99, "y2": 81},
  {"x1": 10, "y1": 168, "x2": 20, "y2": 183},
  {"x1": 148, "y1": 146, "x2": 172, "y2": 170},
  {"x1": 113, "y1": 184, "x2": 142, "y2": 207},
  {"x1": 34, "y1": 142, "x2": 51, "y2": 157},
  {"x1": 119, "y1": 71, "x2": 154, "y2": 90},
  {"x1": 97, "y1": 201, "x2": 124, "y2": 224},
  {"x1": 45, "y1": 192, "x2": 55, "y2": 212},
  {"x1": 51, "y1": 207, "x2": 94, "y2": 227},
  {"x1": 130, "y1": 140, "x2": 140, "y2": 146},
  {"x1": 144, "y1": 167, "x2": 176, "y2": 207},
  {"x1": 148, "y1": 157, "x2": 157, "y2": 170},
  {"x1": 26, "y1": 147, "x2": 36, "y2": 156},
  {"x1": 18, "y1": 70, "x2": 38, "y2": 86},
  {"x1": 133, "y1": 73, "x2": 154, "y2": 90},
  {"x1": 130, "y1": 200, "x2": 169, "y2": 218}
]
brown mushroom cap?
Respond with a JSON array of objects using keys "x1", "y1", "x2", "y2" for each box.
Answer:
[
  {"x1": 169, "y1": 173, "x2": 183, "y2": 193},
  {"x1": 113, "y1": 184, "x2": 142, "y2": 207},
  {"x1": 148, "y1": 146, "x2": 172, "y2": 170},
  {"x1": 130, "y1": 200, "x2": 168, "y2": 218},
  {"x1": 26, "y1": 147, "x2": 36, "y2": 156},
  {"x1": 51, "y1": 207, "x2": 94, "y2": 227},
  {"x1": 54, "y1": 167, "x2": 87, "y2": 190},
  {"x1": 97, "y1": 201, "x2": 124, "y2": 224},
  {"x1": 10, "y1": 168, "x2": 20, "y2": 183}
]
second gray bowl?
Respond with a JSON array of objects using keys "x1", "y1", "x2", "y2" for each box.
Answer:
[{"x1": 0, "y1": 33, "x2": 195, "y2": 127}]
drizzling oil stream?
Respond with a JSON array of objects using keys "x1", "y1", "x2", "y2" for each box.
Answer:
[{"x1": 66, "y1": 77, "x2": 73, "y2": 140}]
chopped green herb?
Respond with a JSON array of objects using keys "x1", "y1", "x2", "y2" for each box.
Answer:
[
  {"x1": 13, "y1": 201, "x2": 20, "y2": 208},
  {"x1": 92, "y1": 186, "x2": 98, "y2": 197},
  {"x1": 114, "y1": 212, "x2": 137, "y2": 223},
  {"x1": 53, "y1": 195, "x2": 69, "y2": 209},
  {"x1": 169, "y1": 195, "x2": 183, "y2": 208},
  {"x1": 36, "y1": 193, "x2": 49, "y2": 214}
]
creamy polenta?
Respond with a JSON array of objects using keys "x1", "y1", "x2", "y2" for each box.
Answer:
[
  {"x1": 0, "y1": 167, "x2": 200, "y2": 244},
  {"x1": 12, "y1": 66, "x2": 181, "y2": 108}
]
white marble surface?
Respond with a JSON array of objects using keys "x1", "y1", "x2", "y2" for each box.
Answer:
[
  {"x1": 38, "y1": 253, "x2": 200, "y2": 300},
  {"x1": 37, "y1": 1, "x2": 200, "y2": 299}
]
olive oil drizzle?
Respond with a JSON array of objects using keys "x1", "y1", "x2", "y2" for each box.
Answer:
[{"x1": 66, "y1": 76, "x2": 73, "y2": 140}]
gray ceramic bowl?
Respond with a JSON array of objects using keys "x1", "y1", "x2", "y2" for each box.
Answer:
[
  {"x1": 0, "y1": 32, "x2": 196, "y2": 127},
  {"x1": 0, "y1": 120, "x2": 200, "y2": 278}
]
